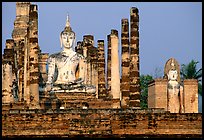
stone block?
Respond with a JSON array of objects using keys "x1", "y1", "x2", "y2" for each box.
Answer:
[{"x1": 148, "y1": 79, "x2": 168, "y2": 110}]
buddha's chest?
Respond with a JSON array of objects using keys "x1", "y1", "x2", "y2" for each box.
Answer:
[{"x1": 56, "y1": 55, "x2": 79, "y2": 79}]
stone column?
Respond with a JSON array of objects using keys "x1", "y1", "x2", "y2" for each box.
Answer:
[
  {"x1": 39, "y1": 53, "x2": 49, "y2": 84},
  {"x1": 107, "y1": 34, "x2": 111, "y2": 97},
  {"x1": 24, "y1": 33, "x2": 30, "y2": 105},
  {"x1": 184, "y1": 79, "x2": 198, "y2": 113},
  {"x1": 2, "y1": 40, "x2": 15, "y2": 103},
  {"x1": 83, "y1": 35, "x2": 98, "y2": 96},
  {"x1": 129, "y1": 7, "x2": 140, "y2": 108},
  {"x1": 98, "y1": 40, "x2": 107, "y2": 99},
  {"x1": 6, "y1": 39, "x2": 16, "y2": 81},
  {"x1": 83, "y1": 45, "x2": 88, "y2": 84},
  {"x1": 12, "y1": 2, "x2": 30, "y2": 102},
  {"x1": 83, "y1": 35, "x2": 94, "y2": 85},
  {"x1": 91, "y1": 47, "x2": 98, "y2": 97},
  {"x1": 28, "y1": 4, "x2": 40, "y2": 108},
  {"x1": 17, "y1": 41, "x2": 25, "y2": 102},
  {"x1": 121, "y1": 19, "x2": 130, "y2": 108},
  {"x1": 110, "y1": 29, "x2": 120, "y2": 108},
  {"x1": 2, "y1": 62, "x2": 14, "y2": 103}
]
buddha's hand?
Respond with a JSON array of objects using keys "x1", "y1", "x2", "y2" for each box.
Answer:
[{"x1": 75, "y1": 78, "x2": 83, "y2": 83}]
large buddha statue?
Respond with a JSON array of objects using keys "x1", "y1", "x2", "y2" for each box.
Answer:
[
  {"x1": 46, "y1": 16, "x2": 95, "y2": 93},
  {"x1": 167, "y1": 59, "x2": 184, "y2": 113}
]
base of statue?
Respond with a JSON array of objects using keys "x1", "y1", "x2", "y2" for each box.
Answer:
[{"x1": 50, "y1": 84, "x2": 96, "y2": 94}]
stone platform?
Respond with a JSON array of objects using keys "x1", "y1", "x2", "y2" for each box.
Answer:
[{"x1": 39, "y1": 92, "x2": 116, "y2": 110}]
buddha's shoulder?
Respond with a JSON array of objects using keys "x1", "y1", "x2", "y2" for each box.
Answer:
[{"x1": 49, "y1": 52, "x2": 63, "y2": 59}]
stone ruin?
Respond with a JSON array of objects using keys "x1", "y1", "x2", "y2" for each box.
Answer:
[
  {"x1": 2, "y1": 2, "x2": 141, "y2": 110},
  {"x1": 148, "y1": 58, "x2": 198, "y2": 113},
  {"x1": 2, "y1": 2, "x2": 201, "y2": 138}
]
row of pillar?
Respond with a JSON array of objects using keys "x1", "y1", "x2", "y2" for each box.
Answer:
[
  {"x1": 75, "y1": 7, "x2": 140, "y2": 108},
  {"x1": 2, "y1": 2, "x2": 46, "y2": 109},
  {"x1": 105, "y1": 7, "x2": 140, "y2": 108},
  {"x1": 3, "y1": 4, "x2": 140, "y2": 109}
]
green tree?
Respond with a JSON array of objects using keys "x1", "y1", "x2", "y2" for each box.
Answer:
[
  {"x1": 180, "y1": 60, "x2": 202, "y2": 96},
  {"x1": 140, "y1": 74, "x2": 153, "y2": 109}
]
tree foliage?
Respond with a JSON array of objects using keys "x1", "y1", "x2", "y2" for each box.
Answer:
[
  {"x1": 180, "y1": 60, "x2": 202, "y2": 96},
  {"x1": 140, "y1": 74, "x2": 153, "y2": 109}
]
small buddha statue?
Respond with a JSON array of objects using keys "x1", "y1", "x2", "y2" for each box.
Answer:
[
  {"x1": 46, "y1": 15, "x2": 95, "y2": 93},
  {"x1": 167, "y1": 60, "x2": 184, "y2": 113}
]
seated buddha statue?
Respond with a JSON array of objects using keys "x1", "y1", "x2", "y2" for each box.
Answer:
[{"x1": 46, "y1": 16, "x2": 95, "y2": 93}]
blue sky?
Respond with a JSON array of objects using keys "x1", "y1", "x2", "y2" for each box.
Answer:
[
  {"x1": 2, "y1": 2, "x2": 202, "y2": 76},
  {"x1": 2, "y1": 2, "x2": 202, "y2": 112}
]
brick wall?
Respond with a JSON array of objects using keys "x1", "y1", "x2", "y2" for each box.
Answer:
[
  {"x1": 2, "y1": 109, "x2": 202, "y2": 138},
  {"x1": 184, "y1": 79, "x2": 198, "y2": 113}
]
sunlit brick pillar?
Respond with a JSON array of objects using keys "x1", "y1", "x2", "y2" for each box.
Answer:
[
  {"x1": 98, "y1": 40, "x2": 107, "y2": 99},
  {"x1": 110, "y1": 29, "x2": 120, "y2": 108},
  {"x1": 107, "y1": 34, "x2": 111, "y2": 97},
  {"x1": 184, "y1": 79, "x2": 198, "y2": 113},
  {"x1": 83, "y1": 45, "x2": 88, "y2": 84},
  {"x1": 39, "y1": 53, "x2": 49, "y2": 84},
  {"x1": 83, "y1": 35, "x2": 94, "y2": 85},
  {"x1": 89, "y1": 45, "x2": 98, "y2": 97},
  {"x1": 129, "y1": 7, "x2": 140, "y2": 108},
  {"x1": 2, "y1": 40, "x2": 15, "y2": 103},
  {"x1": 6, "y1": 39, "x2": 16, "y2": 82},
  {"x1": 28, "y1": 4, "x2": 40, "y2": 108},
  {"x1": 121, "y1": 19, "x2": 130, "y2": 108},
  {"x1": 23, "y1": 34, "x2": 30, "y2": 105},
  {"x1": 12, "y1": 2, "x2": 30, "y2": 102}
]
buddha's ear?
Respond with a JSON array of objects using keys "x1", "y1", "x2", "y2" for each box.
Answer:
[
  {"x1": 60, "y1": 35, "x2": 62, "y2": 48},
  {"x1": 167, "y1": 72, "x2": 169, "y2": 79},
  {"x1": 74, "y1": 38, "x2": 76, "y2": 50}
]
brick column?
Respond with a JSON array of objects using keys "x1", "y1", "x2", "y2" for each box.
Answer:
[
  {"x1": 110, "y1": 29, "x2": 120, "y2": 108},
  {"x1": 91, "y1": 47, "x2": 98, "y2": 97},
  {"x1": 85, "y1": 35, "x2": 98, "y2": 96},
  {"x1": 129, "y1": 7, "x2": 140, "y2": 108},
  {"x1": 28, "y1": 4, "x2": 40, "y2": 108},
  {"x1": 107, "y1": 34, "x2": 111, "y2": 97},
  {"x1": 83, "y1": 35, "x2": 94, "y2": 85},
  {"x1": 2, "y1": 40, "x2": 15, "y2": 103},
  {"x1": 76, "y1": 41, "x2": 83, "y2": 55},
  {"x1": 6, "y1": 39, "x2": 16, "y2": 81},
  {"x1": 121, "y1": 18, "x2": 130, "y2": 108},
  {"x1": 82, "y1": 45, "x2": 88, "y2": 84},
  {"x1": 184, "y1": 79, "x2": 198, "y2": 113},
  {"x1": 98, "y1": 40, "x2": 107, "y2": 99},
  {"x1": 24, "y1": 33, "x2": 30, "y2": 105},
  {"x1": 39, "y1": 53, "x2": 49, "y2": 84},
  {"x1": 12, "y1": 2, "x2": 30, "y2": 102}
]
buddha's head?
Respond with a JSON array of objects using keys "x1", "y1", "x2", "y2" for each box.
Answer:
[
  {"x1": 167, "y1": 60, "x2": 178, "y2": 81},
  {"x1": 60, "y1": 15, "x2": 76, "y2": 49}
]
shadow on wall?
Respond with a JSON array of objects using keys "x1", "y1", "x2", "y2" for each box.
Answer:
[{"x1": 198, "y1": 94, "x2": 202, "y2": 113}]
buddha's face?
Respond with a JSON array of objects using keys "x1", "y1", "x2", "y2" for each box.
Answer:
[
  {"x1": 167, "y1": 69, "x2": 178, "y2": 81},
  {"x1": 61, "y1": 31, "x2": 75, "y2": 49}
]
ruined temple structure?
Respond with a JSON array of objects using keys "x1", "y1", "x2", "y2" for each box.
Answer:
[
  {"x1": 2, "y1": 2, "x2": 49, "y2": 109},
  {"x1": 2, "y1": 2, "x2": 141, "y2": 110},
  {"x1": 2, "y1": 2, "x2": 202, "y2": 138},
  {"x1": 148, "y1": 58, "x2": 199, "y2": 113}
]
